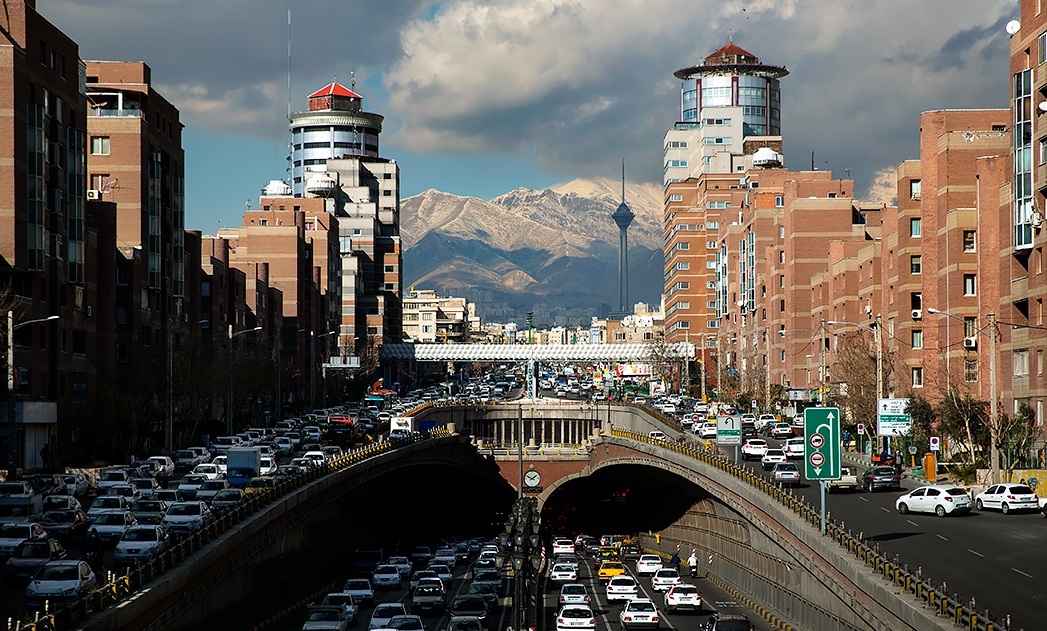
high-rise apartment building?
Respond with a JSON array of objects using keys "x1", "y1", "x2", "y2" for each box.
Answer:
[{"x1": 663, "y1": 43, "x2": 788, "y2": 344}]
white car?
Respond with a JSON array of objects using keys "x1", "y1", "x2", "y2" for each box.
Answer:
[
  {"x1": 160, "y1": 501, "x2": 214, "y2": 535},
  {"x1": 664, "y1": 583, "x2": 702, "y2": 612},
  {"x1": 756, "y1": 414, "x2": 777, "y2": 429},
  {"x1": 772, "y1": 462, "x2": 801, "y2": 487},
  {"x1": 96, "y1": 469, "x2": 131, "y2": 494},
  {"x1": 92, "y1": 511, "x2": 138, "y2": 545},
  {"x1": 177, "y1": 474, "x2": 210, "y2": 499},
  {"x1": 426, "y1": 562, "x2": 452, "y2": 583},
  {"x1": 24, "y1": 560, "x2": 97, "y2": 609},
  {"x1": 605, "y1": 576, "x2": 638, "y2": 602},
  {"x1": 130, "y1": 477, "x2": 161, "y2": 498},
  {"x1": 650, "y1": 568, "x2": 681, "y2": 592},
  {"x1": 635, "y1": 554, "x2": 663, "y2": 575},
  {"x1": 147, "y1": 456, "x2": 176, "y2": 480},
  {"x1": 974, "y1": 483, "x2": 1039, "y2": 514},
  {"x1": 59, "y1": 473, "x2": 89, "y2": 498},
  {"x1": 740, "y1": 439, "x2": 769, "y2": 460},
  {"x1": 549, "y1": 563, "x2": 578, "y2": 582},
  {"x1": 783, "y1": 437, "x2": 805, "y2": 459},
  {"x1": 0, "y1": 523, "x2": 48, "y2": 557},
  {"x1": 558, "y1": 583, "x2": 590, "y2": 606},
  {"x1": 113, "y1": 525, "x2": 169, "y2": 564},
  {"x1": 322, "y1": 592, "x2": 359, "y2": 625},
  {"x1": 302, "y1": 605, "x2": 347, "y2": 631},
  {"x1": 556, "y1": 605, "x2": 596, "y2": 631},
  {"x1": 770, "y1": 423, "x2": 794, "y2": 439},
  {"x1": 896, "y1": 485, "x2": 974, "y2": 517},
  {"x1": 619, "y1": 597, "x2": 660, "y2": 629},
  {"x1": 386, "y1": 555, "x2": 413, "y2": 577},
  {"x1": 86, "y1": 495, "x2": 129, "y2": 518},
  {"x1": 211, "y1": 455, "x2": 228, "y2": 475},
  {"x1": 192, "y1": 464, "x2": 224, "y2": 481},
  {"x1": 552, "y1": 538, "x2": 575, "y2": 555},
  {"x1": 369, "y1": 602, "x2": 406, "y2": 629},
  {"x1": 342, "y1": 578, "x2": 374, "y2": 604},
  {"x1": 259, "y1": 457, "x2": 277, "y2": 476},
  {"x1": 372, "y1": 564, "x2": 402, "y2": 589},
  {"x1": 697, "y1": 422, "x2": 717, "y2": 439},
  {"x1": 761, "y1": 449, "x2": 788, "y2": 470},
  {"x1": 432, "y1": 547, "x2": 457, "y2": 568}
]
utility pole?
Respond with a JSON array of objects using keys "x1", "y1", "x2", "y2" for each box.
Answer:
[
  {"x1": 166, "y1": 318, "x2": 174, "y2": 454},
  {"x1": 989, "y1": 311, "x2": 999, "y2": 485},
  {"x1": 699, "y1": 337, "x2": 708, "y2": 402},
  {"x1": 764, "y1": 328, "x2": 771, "y2": 412},
  {"x1": 819, "y1": 319, "x2": 827, "y2": 404}
]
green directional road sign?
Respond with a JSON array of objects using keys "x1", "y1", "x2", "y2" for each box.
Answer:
[{"x1": 804, "y1": 407, "x2": 841, "y2": 481}]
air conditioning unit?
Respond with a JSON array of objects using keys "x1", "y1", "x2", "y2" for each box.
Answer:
[
  {"x1": 86, "y1": 190, "x2": 101, "y2": 200},
  {"x1": 1032, "y1": 211, "x2": 1044, "y2": 228},
  {"x1": 911, "y1": 309, "x2": 923, "y2": 320},
  {"x1": 963, "y1": 336, "x2": 978, "y2": 350}
]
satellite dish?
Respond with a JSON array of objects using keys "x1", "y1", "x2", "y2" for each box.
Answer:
[
  {"x1": 1039, "y1": 101, "x2": 1047, "y2": 113},
  {"x1": 1006, "y1": 20, "x2": 1021, "y2": 35}
]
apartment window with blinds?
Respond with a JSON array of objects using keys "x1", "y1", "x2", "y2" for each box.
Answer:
[
  {"x1": 964, "y1": 360, "x2": 978, "y2": 382},
  {"x1": 912, "y1": 367, "x2": 924, "y2": 388},
  {"x1": 1014, "y1": 349, "x2": 1030, "y2": 377}
]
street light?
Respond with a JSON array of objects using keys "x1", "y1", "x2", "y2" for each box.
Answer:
[
  {"x1": 227, "y1": 325, "x2": 262, "y2": 435},
  {"x1": 827, "y1": 316, "x2": 883, "y2": 451},
  {"x1": 927, "y1": 308, "x2": 998, "y2": 484},
  {"x1": 6, "y1": 312, "x2": 59, "y2": 469}
]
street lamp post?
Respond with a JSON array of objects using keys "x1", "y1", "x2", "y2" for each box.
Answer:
[
  {"x1": 927, "y1": 308, "x2": 999, "y2": 484},
  {"x1": 227, "y1": 325, "x2": 262, "y2": 435},
  {"x1": 6, "y1": 312, "x2": 59, "y2": 469}
]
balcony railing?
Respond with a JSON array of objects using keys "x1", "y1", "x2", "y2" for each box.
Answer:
[{"x1": 88, "y1": 108, "x2": 143, "y2": 118}]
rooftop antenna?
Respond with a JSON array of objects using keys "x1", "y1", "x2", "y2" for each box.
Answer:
[
  {"x1": 286, "y1": 0, "x2": 293, "y2": 184},
  {"x1": 621, "y1": 158, "x2": 626, "y2": 202}
]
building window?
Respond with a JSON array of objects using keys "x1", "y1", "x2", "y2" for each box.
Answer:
[
  {"x1": 675, "y1": 242, "x2": 690, "y2": 251},
  {"x1": 964, "y1": 317, "x2": 977, "y2": 338},
  {"x1": 1038, "y1": 349, "x2": 1044, "y2": 375},
  {"x1": 963, "y1": 274, "x2": 977, "y2": 296},
  {"x1": 1040, "y1": 31, "x2": 1047, "y2": 64},
  {"x1": 911, "y1": 329, "x2": 923, "y2": 349},
  {"x1": 90, "y1": 136, "x2": 110, "y2": 155},
  {"x1": 962, "y1": 230, "x2": 976, "y2": 252},
  {"x1": 774, "y1": 196, "x2": 784, "y2": 207},
  {"x1": 910, "y1": 218, "x2": 922, "y2": 237},
  {"x1": 668, "y1": 194, "x2": 683, "y2": 202},
  {"x1": 910, "y1": 179, "x2": 922, "y2": 200},
  {"x1": 116, "y1": 266, "x2": 129, "y2": 287},
  {"x1": 912, "y1": 367, "x2": 923, "y2": 388},
  {"x1": 1014, "y1": 349, "x2": 1030, "y2": 377},
  {"x1": 779, "y1": 251, "x2": 785, "y2": 263},
  {"x1": 1040, "y1": 137, "x2": 1047, "y2": 165},
  {"x1": 964, "y1": 359, "x2": 978, "y2": 382},
  {"x1": 910, "y1": 255, "x2": 922, "y2": 275},
  {"x1": 911, "y1": 292, "x2": 922, "y2": 310},
  {"x1": 779, "y1": 226, "x2": 785, "y2": 238}
]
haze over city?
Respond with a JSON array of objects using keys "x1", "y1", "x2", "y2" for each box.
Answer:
[{"x1": 44, "y1": 0, "x2": 1015, "y2": 233}]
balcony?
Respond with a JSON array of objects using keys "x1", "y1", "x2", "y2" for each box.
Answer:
[{"x1": 88, "y1": 108, "x2": 144, "y2": 118}]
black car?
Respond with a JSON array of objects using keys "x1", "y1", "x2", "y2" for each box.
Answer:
[
  {"x1": 38, "y1": 509, "x2": 91, "y2": 542},
  {"x1": 861, "y1": 466, "x2": 902, "y2": 492},
  {"x1": 449, "y1": 595, "x2": 489, "y2": 622},
  {"x1": 705, "y1": 613, "x2": 754, "y2": 630},
  {"x1": 4, "y1": 538, "x2": 67, "y2": 582},
  {"x1": 619, "y1": 543, "x2": 642, "y2": 561},
  {"x1": 471, "y1": 569, "x2": 503, "y2": 595},
  {"x1": 464, "y1": 582, "x2": 499, "y2": 609}
]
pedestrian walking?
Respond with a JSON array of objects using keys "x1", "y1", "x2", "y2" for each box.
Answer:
[{"x1": 39, "y1": 443, "x2": 51, "y2": 470}]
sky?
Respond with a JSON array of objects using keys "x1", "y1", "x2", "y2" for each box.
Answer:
[{"x1": 42, "y1": 0, "x2": 1018, "y2": 235}]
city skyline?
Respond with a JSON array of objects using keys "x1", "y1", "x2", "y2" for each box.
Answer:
[{"x1": 44, "y1": 0, "x2": 1015, "y2": 234}]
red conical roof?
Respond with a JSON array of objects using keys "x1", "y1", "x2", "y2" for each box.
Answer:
[
  {"x1": 308, "y1": 82, "x2": 361, "y2": 100},
  {"x1": 705, "y1": 42, "x2": 758, "y2": 64}
]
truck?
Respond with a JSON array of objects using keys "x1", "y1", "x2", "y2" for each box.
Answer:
[
  {"x1": 325, "y1": 415, "x2": 357, "y2": 447},
  {"x1": 826, "y1": 466, "x2": 859, "y2": 493},
  {"x1": 225, "y1": 447, "x2": 261, "y2": 488}
]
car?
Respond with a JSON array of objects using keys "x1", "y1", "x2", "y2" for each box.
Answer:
[
  {"x1": 464, "y1": 581, "x2": 499, "y2": 610},
  {"x1": 210, "y1": 489, "x2": 246, "y2": 512},
  {"x1": 635, "y1": 554, "x2": 663, "y2": 575},
  {"x1": 259, "y1": 457, "x2": 278, "y2": 476},
  {"x1": 342, "y1": 578, "x2": 374, "y2": 604},
  {"x1": 406, "y1": 581, "x2": 443, "y2": 615},
  {"x1": 175, "y1": 449, "x2": 201, "y2": 472},
  {"x1": 160, "y1": 501, "x2": 214, "y2": 535},
  {"x1": 3, "y1": 539, "x2": 67, "y2": 582},
  {"x1": 552, "y1": 538, "x2": 575, "y2": 555},
  {"x1": 410, "y1": 546, "x2": 433, "y2": 565},
  {"x1": 372, "y1": 563, "x2": 403, "y2": 588},
  {"x1": 664, "y1": 583, "x2": 702, "y2": 612},
  {"x1": 245, "y1": 476, "x2": 278, "y2": 496},
  {"x1": 192, "y1": 463, "x2": 224, "y2": 480},
  {"x1": 974, "y1": 483, "x2": 1039, "y2": 514},
  {"x1": 651, "y1": 567, "x2": 681, "y2": 592},
  {"x1": 113, "y1": 525, "x2": 170, "y2": 564},
  {"x1": 302, "y1": 604, "x2": 348, "y2": 631},
  {"x1": 426, "y1": 561, "x2": 452, "y2": 583},
  {"x1": 104, "y1": 483, "x2": 142, "y2": 502},
  {"x1": 593, "y1": 546, "x2": 619, "y2": 565},
  {"x1": 130, "y1": 477, "x2": 161, "y2": 499},
  {"x1": 432, "y1": 547, "x2": 457, "y2": 568},
  {"x1": 154, "y1": 489, "x2": 184, "y2": 505},
  {"x1": 321, "y1": 593, "x2": 359, "y2": 625},
  {"x1": 210, "y1": 455, "x2": 228, "y2": 475},
  {"x1": 555, "y1": 553, "x2": 581, "y2": 571},
  {"x1": 409, "y1": 569, "x2": 441, "y2": 593},
  {"x1": 740, "y1": 439, "x2": 769, "y2": 460},
  {"x1": 24, "y1": 559, "x2": 97, "y2": 609},
  {"x1": 386, "y1": 555, "x2": 412, "y2": 577},
  {"x1": 0, "y1": 523, "x2": 48, "y2": 559},
  {"x1": 759, "y1": 449, "x2": 787, "y2": 470},
  {"x1": 558, "y1": 582, "x2": 591, "y2": 606},
  {"x1": 189, "y1": 446, "x2": 213, "y2": 465},
  {"x1": 196, "y1": 479, "x2": 231, "y2": 503},
  {"x1": 697, "y1": 422, "x2": 718, "y2": 439},
  {"x1": 861, "y1": 466, "x2": 901, "y2": 492},
  {"x1": 549, "y1": 562, "x2": 578, "y2": 582},
  {"x1": 619, "y1": 543, "x2": 642, "y2": 561},
  {"x1": 38, "y1": 509, "x2": 91, "y2": 542},
  {"x1": 372, "y1": 602, "x2": 410, "y2": 627},
  {"x1": 770, "y1": 423, "x2": 794, "y2": 439},
  {"x1": 58, "y1": 473, "x2": 89, "y2": 498},
  {"x1": 771, "y1": 462, "x2": 801, "y2": 487},
  {"x1": 597, "y1": 560, "x2": 627, "y2": 583},
  {"x1": 147, "y1": 456, "x2": 176, "y2": 481},
  {"x1": 648, "y1": 430, "x2": 668, "y2": 440},
  {"x1": 449, "y1": 595, "x2": 489, "y2": 622},
  {"x1": 177, "y1": 474, "x2": 209, "y2": 500},
  {"x1": 605, "y1": 575, "x2": 639, "y2": 602},
  {"x1": 96, "y1": 469, "x2": 131, "y2": 493},
  {"x1": 556, "y1": 605, "x2": 596, "y2": 631},
  {"x1": 91, "y1": 511, "x2": 138, "y2": 545},
  {"x1": 757, "y1": 414, "x2": 778, "y2": 429},
  {"x1": 896, "y1": 485, "x2": 973, "y2": 517},
  {"x1": 470, "y1": 569, "x2": 503, "y2": 594},
  {"x1": 619, "y1": 597, "x2": 660, "y2": 629},
  {"x1": 382, "y1": 614, "x2": 425, "y2": 631},
  {"x1": 704, "y1": 612, "x2": 754, "y2": 630},
  {"x1": 783, "y1": 437, "x2": 805, "y2": 459},
  {"x1": 445, "y1": 616, "x2": 484, "y2": 631}
]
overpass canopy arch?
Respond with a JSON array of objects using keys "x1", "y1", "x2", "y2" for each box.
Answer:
[{"x1": 379, "y1": 342, "x2": 695, "y2": 362}]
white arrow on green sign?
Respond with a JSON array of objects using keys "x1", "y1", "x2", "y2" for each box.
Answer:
[{"x1": 804, "y1": 406, "x2": 841, "y2": 480}]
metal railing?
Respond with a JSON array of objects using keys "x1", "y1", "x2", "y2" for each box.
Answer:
[
  {"x1": 7, "y1": 431, "x2": 450, "y2": 630},
  {"x1": 610, "y1": 429, "x2": 1014, "y2": 631}
]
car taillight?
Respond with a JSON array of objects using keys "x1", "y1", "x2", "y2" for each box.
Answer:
[
  {"x1": 556, "y1": 618, "x2": 564, "y2": 625},
  {"x1": 1006, "y1": 495, "x2": 1016, "y2": 500},
  {"x1": 652, "y1": 616, "x2": 659, "y2": 622},
  {"x1": 944, "y1": 496, "x2": 953, "y2": 502},
  {"x1": 559, "y1": 596, "x2": 565, "y2": 603},
  {"x1": 584, "y1": 595, "x2": 590, "y2": 601}
]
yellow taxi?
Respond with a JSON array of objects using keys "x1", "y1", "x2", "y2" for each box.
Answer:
[
  {"x1": 244, "y1": 476, "x2": 276, "y2": 495},
  {"x1": 597, "y1": 561, "x2": 627, "y2": 583},
  {"x1": 595, "y1": 546, "x2": 619, "y2": 564}
]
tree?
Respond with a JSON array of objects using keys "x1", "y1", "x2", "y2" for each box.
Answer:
[
  {"x1": 646, "y1": 331, "x2": 680, "y2": 393},
  {"x1": 936, "y1": 389, "x2": 989, "y2": 465},
  {"x1": 832, "y1": 331, "x2": 877, "y2": 430},
  {"x1": 998, "y1": 403, "x2": 1037, "y2": 475}
]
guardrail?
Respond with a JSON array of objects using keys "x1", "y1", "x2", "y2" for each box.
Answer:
[
  {"x1": 6, "y1": 430, "x2": 451, "y2": 631},
  {"x1": 610, "y1": 429, "x2": 1014, "y2": 631}
]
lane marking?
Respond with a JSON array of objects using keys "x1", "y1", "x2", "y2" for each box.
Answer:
[
  {"x1": 967, "y1": 549, "x2": 984, "y2": 558},
  {"x1": 906, "y1": 520, "x2": 919, "y2": 527},
  {"x1": 858, "y1": 496, "x2": 869, "y2": 502},
  {"x1": 879, "y1": 507, "x2": 891, "y2": 513},
  {"x1": 1011, "y1": 567, "x2": 1034, "y2": 579},
  {"x1": 936, "y1": 535, "x2": 948, "y2": 541}
]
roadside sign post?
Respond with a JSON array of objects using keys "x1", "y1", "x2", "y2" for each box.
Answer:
[
  {"x1": 717, "y1": 415, "x2": 741, "y2": 461},
  {"x1": 877, "y1": 398, "x2": 912, "y2": 454},
  {"x1": 804, "y1": 406, "x2": 842, "y2": 534}
]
